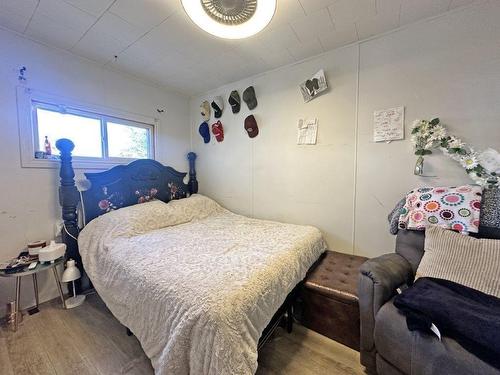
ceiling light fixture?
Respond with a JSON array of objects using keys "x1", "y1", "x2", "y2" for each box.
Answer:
[{"x1": 182, "y1": 0, "x2": 276, "y2": 39}]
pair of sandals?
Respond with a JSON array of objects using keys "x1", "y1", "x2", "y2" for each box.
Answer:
[{"x1": 305, "y1": 77, "x2": 320, "y2": 97}]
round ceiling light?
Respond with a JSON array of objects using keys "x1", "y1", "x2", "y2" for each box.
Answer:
[{"x1": 182, "y1": 0, "x2": 276, "y2": 39}]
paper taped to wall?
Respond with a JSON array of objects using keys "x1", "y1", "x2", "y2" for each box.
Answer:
[
  {"x1": 373, "y1": 106, "x2": 405, "y2": 142},
  {"x1": 297, "y1": 118, "x2": 318, "y2": 145}
]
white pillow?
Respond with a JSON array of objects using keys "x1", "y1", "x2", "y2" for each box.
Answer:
[{"x1": 416, "y1": 225, "x2": 500, "y2": 297}]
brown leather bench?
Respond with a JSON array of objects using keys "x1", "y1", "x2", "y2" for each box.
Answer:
[{"x1": 299, "y1": 250, "x2": 368, "y2": 350}]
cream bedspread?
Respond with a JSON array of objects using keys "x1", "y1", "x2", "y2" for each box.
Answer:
[{"x1": 78, "y1": 195, "x2": 326, "y2": 375}]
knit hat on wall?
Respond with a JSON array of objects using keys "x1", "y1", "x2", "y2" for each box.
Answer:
[{"x1": 211, "y1": 96, "x2": 224, "y2": 118}]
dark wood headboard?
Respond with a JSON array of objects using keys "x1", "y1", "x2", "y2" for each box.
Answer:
[{"x1": 55, "y1": 138, "x2": 198, "y2": 292}]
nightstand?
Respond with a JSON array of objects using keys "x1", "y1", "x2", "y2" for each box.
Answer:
[{"x1": 0, "y1": 257, "x2": 66, "y2": 331}]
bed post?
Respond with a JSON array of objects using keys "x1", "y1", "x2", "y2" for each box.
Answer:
[
  {"x1": 56, "y1": 138, "x2": 81, "y2": 294},
  {"x1": 187, "y1": 152, "x2": 198, "y2": 194}
]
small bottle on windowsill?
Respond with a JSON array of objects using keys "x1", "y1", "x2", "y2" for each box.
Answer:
[{"x1": 44, "y1": 136, "x2": 52, "y2": 156}]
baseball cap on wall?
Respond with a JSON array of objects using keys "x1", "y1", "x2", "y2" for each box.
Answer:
[
  {"x1": 228, "y1": 90, "x2": 241, "y2": 114},
  {"x1": 211, "y1": 96, "x2": 224, "y2": 118},
  {"x1": 199, "y1": 121, "x2": 210, "y2": 143},
  {"x1": 200, "y1": 101, "x2": 211, "y2": 121},
  {"x1": 244, "y1": 115, "x2": 259, "y2": 138},
  {"x1": 242, "y1": 86, "x2": 257, "y2": 110}
]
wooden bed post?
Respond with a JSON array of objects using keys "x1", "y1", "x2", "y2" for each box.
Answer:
[
  {"x1": 187, "y1": 152, "x2": 198, "y2": 194},
  {"x1": 56, "y1": 138, "x2": 81, "y2": 294}
]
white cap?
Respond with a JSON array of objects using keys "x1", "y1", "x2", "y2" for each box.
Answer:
[{"x1": 200, "y1": 101, "x2": 211, "y2": 121}]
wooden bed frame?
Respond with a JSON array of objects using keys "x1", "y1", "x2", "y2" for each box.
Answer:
[{"x1": 56, "y1": 138, "x2": 295, "y2": 348}]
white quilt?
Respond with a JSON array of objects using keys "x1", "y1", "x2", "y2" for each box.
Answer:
[{"x1": 78, "y1": 195, "x2": 326, "y2": 375}]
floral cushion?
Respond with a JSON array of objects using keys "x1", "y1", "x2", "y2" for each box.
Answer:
[{"x1": 398, "y1": 185, "x2": 482, "y2": 233}]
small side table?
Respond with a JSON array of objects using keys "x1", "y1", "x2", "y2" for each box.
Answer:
[{"x1": 0, "y1": 257, "x2": 66, "y2": 331}]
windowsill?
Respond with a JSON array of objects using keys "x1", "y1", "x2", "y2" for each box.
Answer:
[{"x1": 21, "y1": 157, "x2": 143, "y2": 170}]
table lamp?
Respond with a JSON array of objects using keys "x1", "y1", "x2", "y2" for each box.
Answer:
[{"x1": 61, "y1": 259, "x2": 85, "y2": 308}]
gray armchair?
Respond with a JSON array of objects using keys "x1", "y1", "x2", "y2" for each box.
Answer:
[{"x1": 358, "y1": 230, "x2": 499, "y2": 375}]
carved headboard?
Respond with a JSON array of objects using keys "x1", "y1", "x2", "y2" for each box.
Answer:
[
  {"x1": 81, "y1": 159, "x2": 192, "y2": 224},
  {"x1": 55, "y1": 138, "x2": 198, "y2": 292}
]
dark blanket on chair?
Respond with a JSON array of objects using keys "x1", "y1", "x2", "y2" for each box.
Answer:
[{"x1": 394, "y1": 277, "x2": 500, "y2": 370}]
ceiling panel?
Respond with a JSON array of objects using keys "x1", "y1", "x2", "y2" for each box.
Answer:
[
  {"x1": 0, "y1": 0, "x2": 478, "y2": 95},
  {"x1": 356, "y1": 0, "x2": 401, "y2": 40},
  {"x1": 0, "y1": 8, "x2": 32, "y2": 33},
  {"x1": 298, "y1": 0, "x2": 337, "y2": 16},
  {"x1": 449, "y1": 0, "x2": 480, "y2": 9},
  {"x1": 287, "y1": 38, "x2": 324, "y2": 61},
  {"x1": 0, "y1": 0, "x2": 38, "y2": 16},
  {"x1": 36, "y1": 0, "x2": 97, "y2": 34},
  {"x1": 290, "y1": 8, "x2": 334, "y2": 43},
  {"x1": 108, "y1": 0, "x2": 180, "y2": 32},
  {"x1": 319, "y1": 24, "x2": 358, "y2": 51},
  {"x1": 329, "y1": 0, "x2": 377, "y2": 30},
  {"x1": 400, "y1": 0, "x2": 452, "y2": 25},
  {"x1": 25, "y1": 13, "x2": 85, "y2": 49},
  {"x1": 63, "y1": 0, "x2": 115, "y2": 17},
  {"x1": 270, "y1": 0, "x2": 305, "y2": 26}
]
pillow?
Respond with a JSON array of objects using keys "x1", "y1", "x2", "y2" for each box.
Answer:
[
  {"x1": 81, "y1": 194, "x2": 226, "y2": 240},
  {"x1": 416, "y1": 225, "x2": 500, "y2": 298},
  {"x1": 398, "y1": 185, "x2": 482, "y2": 233}
]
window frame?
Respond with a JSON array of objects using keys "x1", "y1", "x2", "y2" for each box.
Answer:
[{"x1": 17, "y1": 87, "x2": 158, "y2": 170}]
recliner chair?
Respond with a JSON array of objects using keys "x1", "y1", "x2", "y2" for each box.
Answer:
[{"x1": 358, "y1": 229, "x2": 500, "y2": 375}]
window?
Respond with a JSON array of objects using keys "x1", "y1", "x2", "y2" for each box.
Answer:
[
  {"x1": 18, "y1": 88, "x2": 157, "y2": 169},
  {"x1": 34, "y1": 102, "x2": 153, "y2": 160}
]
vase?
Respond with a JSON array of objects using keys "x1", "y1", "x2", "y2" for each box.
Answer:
[
  {"x1": 480, "y1": 185, "x2": 500, "y2": 229},
  {"x1": 414, "y1": 156, "x2": 424, "y2": 176}
]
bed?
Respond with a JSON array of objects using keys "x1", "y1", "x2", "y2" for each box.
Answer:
[{"x1": 55, "y1": 139, "x2": 327, "y2": 375}]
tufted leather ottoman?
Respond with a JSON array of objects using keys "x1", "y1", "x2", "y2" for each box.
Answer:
[{"x1": 300, "y1": 250, "x2": 368, "y2": 350}]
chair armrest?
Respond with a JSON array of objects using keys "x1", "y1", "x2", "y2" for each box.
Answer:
[{"x1": 358, "y1": 253, "x2": 413, "y2": 370}]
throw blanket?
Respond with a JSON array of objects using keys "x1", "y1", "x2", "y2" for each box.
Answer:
[
  {"x1": 78, "y1": 194, "x2": 326, "y2": 375},
  {"x1": 394, "y1": 277, "x2": 500, "y2": 370},
  {"x1": 388, "y1": 197, "x2": 406, "y2": 235},
  {"x1": 398, "y1": 185, "x2": 482, "y2": 233}
]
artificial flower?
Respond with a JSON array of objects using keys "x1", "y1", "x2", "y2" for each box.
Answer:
[
  {"x1": 448, "y1": 136, "x2": 464, "y2": 149},
  {"x1": 459, "y1": 153, "x2": 479, "y2": 170},
  {"x1": 430, "y1": 125, "x2": 447, "y2": 140},
  {"x1": 412, "y1": 117, "x2": 497, "y2": 187}
]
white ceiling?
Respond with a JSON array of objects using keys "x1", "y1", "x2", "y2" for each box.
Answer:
[{"x1": 0, "y1": 0, "x2": 478, "y2": 96}]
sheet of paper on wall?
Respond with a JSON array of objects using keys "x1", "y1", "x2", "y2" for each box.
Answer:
[
  {"x1": 373, "y1": 106, "x2": 405, "y2": 142},
  {"x1": 297, "y1": 118, "x2": 318, "y2": 145}
]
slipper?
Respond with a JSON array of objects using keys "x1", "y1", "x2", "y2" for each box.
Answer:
[
  {"x1": 312, "y1": 77, "x2": 319, "y2": 90},
  {"x1": 199, "y1": 122, "x2": 210, "y2": 143},
  {"x1": 305, "y1": 79, "x2": 315, "y2": 96},
  {"x1": 212, "y1": 120, "x2": 224, "y2": 142},
  {"x1": 244, "y1": 115, "x2": 259, "y2": 138}
]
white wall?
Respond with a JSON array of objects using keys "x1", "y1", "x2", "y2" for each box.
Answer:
[
  {"x1": 0, "y1": 29, "x2": 190, "y2": 315},
  {"x1": 190, "y1": 2, "x2": 500, "y2": 258}
]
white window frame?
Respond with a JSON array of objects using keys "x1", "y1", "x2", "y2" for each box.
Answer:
[{"x1": 17, "y1": 87, "x2": 158, "y2": 170}]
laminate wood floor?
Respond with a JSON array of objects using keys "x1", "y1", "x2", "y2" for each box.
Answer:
[{"x1": 1, "y1": 294, "x2": 366, "y2": 375}]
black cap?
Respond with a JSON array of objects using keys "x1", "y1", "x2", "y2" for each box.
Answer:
[{"x1": 228, "y1": 90, "x2": 241, "y2": 114}]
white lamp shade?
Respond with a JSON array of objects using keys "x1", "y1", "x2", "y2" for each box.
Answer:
[{"x1": 62, "y1": 259, "x2": 81, "y2": 282}]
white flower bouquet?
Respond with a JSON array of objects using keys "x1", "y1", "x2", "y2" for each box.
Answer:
[{"x1": 411, "y1": 117, "x2": 498, "y2": 187}]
